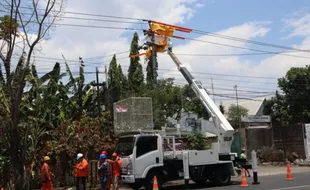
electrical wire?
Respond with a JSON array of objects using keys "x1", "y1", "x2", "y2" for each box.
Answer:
[
  {"x1": 3, "y1": 5, "x2": 310, "y2": 54},
  {"x1": 184, "y1": 37, "x2": 310, "y2": 60}
]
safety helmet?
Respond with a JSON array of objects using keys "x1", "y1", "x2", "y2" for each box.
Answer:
[
  {"x1": 44, "y1": 156, "x2": 50, "y2": 161},
  {"x1": 76, "y1": 153, "x2": 83, "y2": 160},
  {"x1": 101, "y1": 151, "x2": 107, "y2": 155},
  {"x1": 99, "y1": 154, "x2": 106, "y2": 160},
  {"x1": 112, "y1": 152, "x2": 117, "y2": 157}
]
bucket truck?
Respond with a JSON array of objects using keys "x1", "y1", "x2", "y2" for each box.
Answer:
[{"x1": 114, "y1": 21, "x2": 243, "y2": 190}]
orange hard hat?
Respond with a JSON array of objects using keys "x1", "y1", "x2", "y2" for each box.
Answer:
[{"x1": 112, "y1": 152, "x2": 117, "y2": 157}]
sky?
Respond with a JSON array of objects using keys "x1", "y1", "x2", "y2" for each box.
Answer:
[{"x1": 2, "y1": 0, "x2": 310, "y2": 107}]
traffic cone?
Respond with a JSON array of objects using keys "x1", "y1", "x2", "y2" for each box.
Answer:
[
  {"x1": 286, "y1": 163, "x2": 294, "y2": 181},
  {"x1": 153, "y1": 176, "x2": 159, "y2": 190},
  {"x1": 240, "y1": 168, "x2": 249, "y2": 187}
]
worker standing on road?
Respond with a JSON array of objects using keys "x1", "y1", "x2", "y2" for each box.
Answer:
[
  {"x1": 41, "y1": 156, "x2": 55, "y2": 190},
  {"x1": 111, "y1": 152, "x2": 122, "y2": 190},
  {"x1": 240, "y1": 149, "x2": 251, "y2": 177},
  {"x1": 74, "y1": 153, "x2": 89, "y2": 190},
  {"x1": 102, "y1": 150, "x2": 113, "y2": 190},
  {"x1": 98, "y1": 154, "x2": 110, "y2": 190}
]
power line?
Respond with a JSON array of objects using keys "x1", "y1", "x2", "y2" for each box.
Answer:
[
  {"x1": 5, "y1": 5, "x2": 310, "y2": 54},
  {"x1": 184, "y1": 37, "x2": 310, "y2": 60},
  {"x1": 192, "y1": 29, "x2": 310, "y2": 53},
  {"x1": 4, "y1": 5, "x2": 143, "y2": 21}
]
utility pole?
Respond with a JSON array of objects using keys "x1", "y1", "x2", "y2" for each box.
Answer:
[
  {"x1": 96, "y1": 67, "x2": 101, "y2": 117},
  {"x1": 149, "y1": 21, "x2": 158, "y2": 88},
  {"x1": 234, "y1": 85, "x2": 241, "y2": 128},
  {"x1": 211, "y1": 77, "x2": 215, "y2": 103}
]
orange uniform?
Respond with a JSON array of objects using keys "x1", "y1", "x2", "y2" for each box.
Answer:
[
  {"x1": 113, "y1": 157, "x2": 122, "y2": 177},
  {"x1": 74, "y1": 158, "x2": 89, "y2": 177},
  {"x1": 41, "y1": 162, "x2": 54, "y2": 190}
]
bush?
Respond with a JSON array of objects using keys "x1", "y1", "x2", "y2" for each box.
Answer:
[
  {"x1": 186, "y1": 132, "x2": 211, "y2": 150},
  {"x1": 258, "y1": 146, "x2": 285, "y2": 162}
]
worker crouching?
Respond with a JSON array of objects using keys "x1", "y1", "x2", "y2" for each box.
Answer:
[
  {"x1": 74, "y1": 153, "x2": 89, "y2": 190},
  {"x1": 41, "y1": 156, "x2": 55, "y2": 190},
  {"x1": 98, "y1": 154, "x2": 109, "y2": 190}
]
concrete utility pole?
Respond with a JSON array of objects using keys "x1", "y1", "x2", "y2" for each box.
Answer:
[
  {"x1": 211, "y1": 77, "x2": 215, "y2": 103},
  {"x1": 96, "y1": 67, "x2": 101, "y2": 117},
  {"x1": 234, "y1": 85, "x2": 241, "y2": 128},
  {"x1": 149, "y1": 21, "x2": 158, "y2": 88}
]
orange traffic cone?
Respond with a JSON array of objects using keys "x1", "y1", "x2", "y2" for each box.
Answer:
[
  {"x1": 286, "y1": 163, "x2": 294, "y2": 181},
  {"x1": 240, "y1": 168, "x2": 249, "y2": 187},
  {"x1": 153, "y1": 176, "x2": 159, "y2": 190}
]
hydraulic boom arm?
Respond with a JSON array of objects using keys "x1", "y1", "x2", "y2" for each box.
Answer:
[{"x1": 167, "y1": 48, "x2": 234, "y2": 154}]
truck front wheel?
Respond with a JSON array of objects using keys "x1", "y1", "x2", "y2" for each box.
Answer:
[
  {"x1": 212, "y1": 166, "x2": 231, "y2": 186},
  {"x1": 144, "y1": 171, "x2": 163, "y2": 190}
]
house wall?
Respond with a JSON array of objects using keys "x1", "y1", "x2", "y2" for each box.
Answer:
[
  {"x1": 273, "y1": 124, "x2": 305, "y2": 158},
  {"x1": 245, "y1": 127, "x2": 273, "y2": 160}
]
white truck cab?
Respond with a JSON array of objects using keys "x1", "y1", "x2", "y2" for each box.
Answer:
[{"x1": 116, "y1": 133, "x2": 240, "y2": 190}]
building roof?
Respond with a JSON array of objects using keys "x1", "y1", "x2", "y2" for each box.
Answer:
[{"x1": 220, "y1": 95, "x2": 274, "y2": 116}]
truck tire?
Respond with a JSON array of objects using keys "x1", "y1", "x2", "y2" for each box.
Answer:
[
  {"x1": 193, "y1": 179, "x2": 207, "y2": 185},
  {"x1": 144, "y1": 171, "x2": 163, "y2": 190},
  {"x1": 128, "y1": 183, "x2": 143, "y2": 189},
  {"x1": 212, "y1": 166, "x2": 231, "y2": 186}
]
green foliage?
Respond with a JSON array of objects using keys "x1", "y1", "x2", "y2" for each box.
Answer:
[
  {"x1": 277, "y1": 66, "x2": 310, "y2": 123},
  {"x1": 108, "y1": 55, "x2": 126, "y2": 107},
  {"x1": 46, "y1": 116, "x2": 115, "y2": 160},
  {"x1": 128, "y1": 32, "x2": 144, "y2": 95},
  {"x1": 227, "y1": 104, "x2": 249, "y2": 128},
  {"x1": 182, "y1": 84, "x2": 210, "y2": 119},
  {"x1": 186, "y1": 132, "x2": 210, "y2": 150},
  {"x1": 0, "y1": 15, "x2": 19, "y2": 41},
  {"x1": 144, "y1": 78, "x2": 182, "y2": 129},
  {"x1": 261, "y1": 65, "x2": 310, "y2": 124}
]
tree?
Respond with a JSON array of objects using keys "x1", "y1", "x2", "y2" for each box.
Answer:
[
  {"x1": 182, "y1": 84, "x2": 210, "y2": 119},
  {"x1": 0, "y1": 15, "x2": 19, "y2": 41},
  {"x1": 117, "y1": 64, "x2": 128, "y2": 99},
  {"x1": 227, "y1": 104, "x2": 249, "y2": 128},
  {"x1": 128, "y1": 32, "x2": 144, "y2": 95},
  {"x1": 263, "y1": 91, "x2": 290, "y2": 124},
  {"x1": 108, "y1": 55, "x2": 123, "y2": 109},
  {"x1": 0, "y1": 2, "x2": 66, "y2": 188},
  {"x1": 144, "y1": 78, "x2": 182, "y2": 129},
  {"x1": 277, "y1": 66, "x2": 310, "y2": 123}
]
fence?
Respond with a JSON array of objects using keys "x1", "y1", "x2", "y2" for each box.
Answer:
[
  {"x1": 22, "y1": 160, "x2": 100, "y2": 189},
  {"x1": 114, "y1": 97, "x2": 154, "y2": 133},
  {"x1": 273, "y1": 124, "x2": 305, "y2": 158}
]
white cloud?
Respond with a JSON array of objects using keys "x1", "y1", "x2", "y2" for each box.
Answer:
[
  {"x1": 4, "y1": 2, "x2": 310, "y2": 108},
  {"x1": 282, "y1": 9, "x2": 310, "y2": 38}
]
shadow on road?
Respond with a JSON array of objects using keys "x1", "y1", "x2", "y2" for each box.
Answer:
[{"x1": 160, "y1": 181, "x2": 240, "y2": 190}]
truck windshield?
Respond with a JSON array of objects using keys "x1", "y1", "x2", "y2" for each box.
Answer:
[{"x1": 115, "y1": 136, "x2": 135, "y2": 156}]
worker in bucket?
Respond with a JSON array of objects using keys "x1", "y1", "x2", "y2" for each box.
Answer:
[
  {"x1": 74, "y1": 153, "x2": 89, "y2": 190},
  {"x1": 98, "y1": 153, "x2": 110, "y2": 190},
  {"x1": 41, "y1": 156, "x2": 55, "y2": 190},
  {"x1": 240, "y1": 149, "x2": 251, "y2": 177},
  {"x1": 111, "y1": 152, "x2": 122, "y2": 190}
]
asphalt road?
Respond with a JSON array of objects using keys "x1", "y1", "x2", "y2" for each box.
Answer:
[{"x1": 158, "y1": 172, "x2": 310, "y2": 190}]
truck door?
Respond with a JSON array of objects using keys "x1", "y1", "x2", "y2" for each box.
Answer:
[{"x1": 134, "y1": 136, "x2": 163, "y2": 178}]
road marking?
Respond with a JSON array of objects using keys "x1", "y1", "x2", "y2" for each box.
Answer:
[{"x1": 268, "y1": 185, "x2": 310, "y2": 190}]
